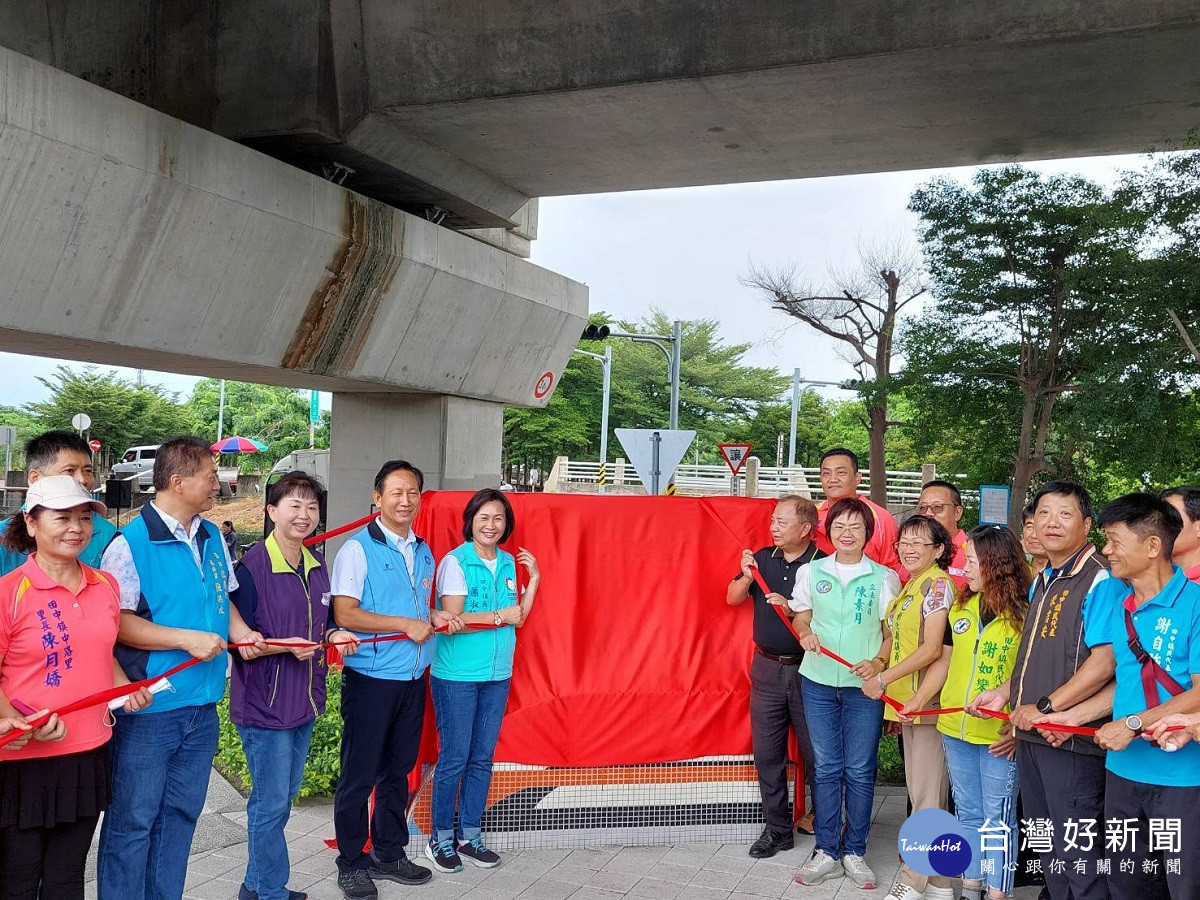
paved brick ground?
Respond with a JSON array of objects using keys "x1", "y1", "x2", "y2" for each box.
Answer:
[{"x1": 85, "y1": 775, "x2": 1042, "y2": 900}]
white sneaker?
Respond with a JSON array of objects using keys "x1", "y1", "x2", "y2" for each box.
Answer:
[
  {"x1": 841, "y1": 853, "x2": 877, "y2": 889},
  {"x1": 795, "y1": 849, "x2": 844, "y2": 885},
  {"x1": 885, "y1": 882, "x2": 924, "y2": 900},
  {"x1": 924, "y1": 887, "x2": 958, "y2": 900}
]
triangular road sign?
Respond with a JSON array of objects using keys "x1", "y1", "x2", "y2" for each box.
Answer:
[
  {"x1": 615, "y1": 428, "x2": 696, "y2": 495},
  {"x1": 719, "y1": 443, "x2": 753, "y2": 476}
]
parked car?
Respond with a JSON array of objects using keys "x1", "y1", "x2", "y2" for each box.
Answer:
[{"x1": 112, "y1": 444, "x2": 239, "y2": 494}]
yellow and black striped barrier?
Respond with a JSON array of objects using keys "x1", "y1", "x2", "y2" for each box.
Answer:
[
  {"x1": 665, "y1": 481, "x2": 677, "y2": 496},
  {"x1": 598, "y1": 462, "x2": 607, "y2": 487}
]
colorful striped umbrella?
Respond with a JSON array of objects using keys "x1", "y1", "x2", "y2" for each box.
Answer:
[{"x1": 210, "y1": 436, "x2": 268, "y2": 453}]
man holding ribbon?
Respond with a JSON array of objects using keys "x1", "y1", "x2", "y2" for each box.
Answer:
[
  {"x1": 727, "y1": 494, "x2": 822, "y2": 857},
  {"x1": 328, "y1": 460, "x2": 462, "y2": 900},
  {"x1": 97, "y1": 436, "x2": 266, "y2": 900}
]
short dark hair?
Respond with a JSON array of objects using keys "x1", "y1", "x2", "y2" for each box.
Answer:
[
  {"x1": 921, "y1": 480, "x2": 962, "y2": 507},
  {"x1": 898, "y1": 514, "x2": 953, "y2": 570},
  {"x1": 462, "y1": 488, "x2": 515, "y2": 543},
  {"x1": 268, "y1": 472, "x2": 324, "y2": 507},
  {"x1": 152, "y1": 436, "x2": 214, "y2": 491},
  {"x1": 1161, "y1": 486, "x2": 1200, "y2": 524},
  {"x1": 1021, "y1": 500, "x2": 1038, "y2": 524},
  {"x1": 1098, "y1": 493, "x2": 1182, "y2": 559},
  {"x1": 1033, "y1": 480, "x2": 1093, "y2": 522},
  {"x1": 26, "y1": 430, "x2": 90, "y2": 473},
  {"x1": 827, "y1": 496, "x2": 875, "y2": 543},
  {"x1": 820, "y1": 447, "x2": 860, "y2": 472},
  {"x1": 222, "y1": 520, "x2": 234, "y2": 528},
  {"x1": 373, "y1": 459, "x2": 425, "y2": 494}
]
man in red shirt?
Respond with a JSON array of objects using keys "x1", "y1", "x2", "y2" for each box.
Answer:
[
  {"x1": 812, "y1": 448, "x2": 900, "y2": 574},
  {"x1": 902, "y1": 480, "x2": 969, "y2": 592},
  {"x1": 1162, "y1": 486, "x2": 1200, "y2": 583}
]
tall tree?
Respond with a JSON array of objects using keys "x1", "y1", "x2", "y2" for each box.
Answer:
[
  {"x1": 187, "y1": 379, "x2": 329, "y2": 470},
  {"x1": 26, "y1": 366, "x2": 194, "y2": 455},
  {"x1": 903, "y1": 165, "x2": 1162, "y2": 523},
  {"x1": 743, "y1": 238, "x2": 925, "y2": 505}
]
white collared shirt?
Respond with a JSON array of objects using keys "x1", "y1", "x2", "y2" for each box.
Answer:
[
  {"x1": 102, "y1": 501, "x2": 239, "y2": 611},
  {"x1": 329, "y1": 516, "x2": 418, "y2": 600}
]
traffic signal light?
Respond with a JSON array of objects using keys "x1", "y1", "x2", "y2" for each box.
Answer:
[{"x1": 581, "y1": 324, "x2": 611, "y2": 341}]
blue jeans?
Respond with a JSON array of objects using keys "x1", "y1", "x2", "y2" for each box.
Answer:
[
  {"x1": 430, "y1": 677, "x2": 510, "y2": 842},
  {"x1": 237, "y1": 721, "x2": 316, "y2": 900},
  {"x1": 97, "y1": 704, "x2": 219, "y2": 900},
  {"x1": 942, "y1": 734, "x2": 1018, "y2": 896},
  {"x1": 800, "y1": 676, "x2": 883, "y2": 859}
]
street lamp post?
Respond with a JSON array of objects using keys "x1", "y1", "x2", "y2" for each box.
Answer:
[
  {"x1": 788, "y1": 370, "x2": 847, "y2": 467},
  {"x1": 572, "y1": 345, "x2": 612, "y2": 494}
]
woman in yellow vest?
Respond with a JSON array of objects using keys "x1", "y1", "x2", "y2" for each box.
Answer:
[
  {"x1": 865, "y1": 515, "x2": 956, "y2": 900},
  {"x1": 898, "y1": 526, "x2": 1030, "y2": 900}
]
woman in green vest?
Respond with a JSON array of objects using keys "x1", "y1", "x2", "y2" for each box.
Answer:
[
  {"x1": 790, "y1": 497, "x2": 900, "y2": 891},
  {"x1": 867, "y1": 515, "x2": 956, "y2": 900},
  {"x1": 425, "y1": 489, "x2": 539, "y2": 875},
  {"x1": 898, "y1": 525, "x2": 1030, "y2": 900}
]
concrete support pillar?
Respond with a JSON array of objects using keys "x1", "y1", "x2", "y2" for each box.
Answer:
[
  {"x1": 745, "y1": 456, "x2": 760, "y2": 498},
  {"x1": 328, "y1": 392, "x2": 503, "y2": 548}
]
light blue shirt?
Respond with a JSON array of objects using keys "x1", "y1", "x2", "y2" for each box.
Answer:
[{"x1": 1083, "y1": 566, "x2": 1200, "y2": 787}]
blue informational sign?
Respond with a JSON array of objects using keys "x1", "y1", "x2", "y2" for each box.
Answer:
[{"x1": 979, "y1": 485, "x2": 1012, "y2": 525}]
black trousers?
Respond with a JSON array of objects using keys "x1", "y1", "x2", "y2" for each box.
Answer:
[
  {"x1": 0, "y1": 816, "x2": 100, "y2": 900},
  {"x1": 1017, "y1": 740, "x2": 1110, "y2": 900},
  {"x1": 333, "y1": 668, "x2": 427, "y2": 873},
  {"x1": 749, "y1": 653, "x2": 816, "y2": 832},
  {"x1": 1105, "y1": 772, "x2": 1198, "y2": 900}
]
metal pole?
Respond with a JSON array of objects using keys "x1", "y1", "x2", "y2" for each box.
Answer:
[
  {"x1": 650, "y1": 431, "x2": 662, "y2": 496},
  {"x1": 217, "y1": 379, "x2": 226, "y2": 441},
  {"x1": 599, "y1": 345, "x2": 611, "y2": 495},
  {"x1": 669, "y1": 320, "x2": 681, "y2": 430},
  {"x1": 788, "y1": 368, "x2": 800, "y2": 467}
]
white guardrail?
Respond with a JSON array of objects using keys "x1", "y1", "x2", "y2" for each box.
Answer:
[{"x1": 555, "y1": 460, "x2": 977, "y2": 506}]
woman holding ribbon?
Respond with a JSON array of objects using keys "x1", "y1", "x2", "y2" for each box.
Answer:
[
  {"x1": 0, "y1": 475, "x2": 152, "y2": 900},
  {"x1": 229, "y1": 472, "x2": 359, "y2": 900},
  {"x1": 424, "y1": 488, "x2": 539, "y2": 874},
  {"x1": 789, "y1": 497, "x2": 900, "y2": 890},
  {"x1": 898, "y1": 525, "x2": 1030, "y2": 900},
  {"x1": 866, "y1": 515, "x2": 956, "y2": 900}
]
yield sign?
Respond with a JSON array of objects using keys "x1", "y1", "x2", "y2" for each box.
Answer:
[
  {"x1": 615, "y1": 428, "x2": 696, "y2": 495},
  {"x1": 719, "y1": 443, "x2": 753, "y2": 476}
]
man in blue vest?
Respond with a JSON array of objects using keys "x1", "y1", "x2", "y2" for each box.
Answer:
[
  {"x1": 0, "y1": 429, "x2": 115, "y2": 574},
  {"x1": 96, "y1": 436, "x2": 266, "y2": 900},
  {"x1": 329, "y1": 460, "x2": 463, "y2": 900}
]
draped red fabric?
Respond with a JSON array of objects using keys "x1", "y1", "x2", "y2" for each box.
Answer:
[{"x1": 413, "y1": 491, "x2": 775, "y2": 767}]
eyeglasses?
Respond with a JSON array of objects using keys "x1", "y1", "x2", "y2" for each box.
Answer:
[
  {"x1": 917, "y1": 502, "x2": 954, "y2": 515},
  {"x1": 896, "y1": 540, "x2": 935, "y2": 550},
  {"x1": 829, "y1": 523, "x2": 866, "y2": 535}
]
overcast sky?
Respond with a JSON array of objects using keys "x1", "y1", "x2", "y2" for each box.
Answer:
[{"x1": 0, "y1": 153, "x2": 1148, "y2": 409}]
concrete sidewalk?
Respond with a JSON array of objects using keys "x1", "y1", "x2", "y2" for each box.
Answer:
[{"x1": 85, "y1": 774, "x2": 1041, "y2": 900}]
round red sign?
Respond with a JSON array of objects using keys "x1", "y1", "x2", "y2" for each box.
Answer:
[
  {"x1": 89, "y1": 439, "x2": 101, "y2": 451},
  {"x1": 534, "y1": 371, "x2": 554, "y2": 399}
]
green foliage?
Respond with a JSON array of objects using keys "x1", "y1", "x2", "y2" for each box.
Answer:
[
  {"x1": 187, "y1": 379, "x2": 330, "y2": 471},
  {"x1": 25, "y1": 366, "x2": 194, "y2": 454},
  {"x1": 215, "y1": 671, "x2": 343, "y2": 798},
  {"x1": 504, "y1": 310, "x2": 789, "y2": 479},
  {"x1": 876, "y1": 734, "x2": 903, "y2": 784},
  {"x1": 0, "y1": 405, "x2": 42, "y2": 467}
]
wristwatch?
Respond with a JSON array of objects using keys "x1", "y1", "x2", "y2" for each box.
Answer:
[
  {"x1": 1036, "y1": 696, "x2": 1055, "y2": 714},
  {"x1": 1125, "y1": 714, "x2": 1143, "y2": 733},
  {"x1": 494, "y1": 611, "x2": 503, "y2": 626}
]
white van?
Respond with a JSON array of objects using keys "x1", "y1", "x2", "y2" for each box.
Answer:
[{"x1": 111, "y1": 445, "x2": 158, "y2": 489}]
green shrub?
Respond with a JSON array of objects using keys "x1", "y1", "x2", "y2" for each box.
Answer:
[
  {"x1": 877, "y1": 733, "x2": 904, "y2": 784},
  {"x1": 215, "y1": 670, "x2": 343, "y2": 798}
]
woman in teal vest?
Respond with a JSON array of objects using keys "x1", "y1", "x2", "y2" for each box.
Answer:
[
  {"x1": 789, "y1": 497, "x2": 900, "y2": 891},
  {"x1": 898, "y1": 525, "x2": 1030, "y2": 900},
  {"x1": 425, "y1": 488, "x2": 539, "y2": 874}
]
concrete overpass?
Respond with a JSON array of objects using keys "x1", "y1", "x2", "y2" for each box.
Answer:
[{"x1": 1, "y1": 1, "x2": 1198, "y2": 525}]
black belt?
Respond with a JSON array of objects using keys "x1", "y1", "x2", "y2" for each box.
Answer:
[{"x1": 756, "y1": 647, "x2": 803, "y2": 666}]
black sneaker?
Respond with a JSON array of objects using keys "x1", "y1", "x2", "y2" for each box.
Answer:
[
  {"x1": 336, "y1": 869, "x2": 377, "y2": 900},
  {"x1": 369, "y1": 851, "x2": 433, "y2": 885},
  {"x1": 424, "y1": 838, "x2": 463, "y2": 873},
  {"x1": 457, "y1": 837, "x2": 501, "y2": 868}
]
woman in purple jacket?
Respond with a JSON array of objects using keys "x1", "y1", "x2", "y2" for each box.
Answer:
[{"x1": 230, "y1": 473, "x2": 359, "y2": 900}]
